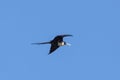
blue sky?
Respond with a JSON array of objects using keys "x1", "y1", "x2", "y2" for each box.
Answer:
[{"x1": 0, "y1": 0, "x2": 120, "y2": 80}]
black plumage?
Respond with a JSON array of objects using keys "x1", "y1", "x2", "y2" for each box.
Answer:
[{"x1": 32, "y1": 34, "x2": 72, "y2": 54}]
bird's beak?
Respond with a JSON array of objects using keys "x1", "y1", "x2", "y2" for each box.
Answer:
[{"x1": 66, "y1": 42, "x2": 71, "y2": 46}]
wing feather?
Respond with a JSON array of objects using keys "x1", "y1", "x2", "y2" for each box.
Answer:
[
  {"x1": 49, "y1": 44, "x2": 59, "y2": 54},
  {"x1": 53, "y1": 34, "x2": 72, "y2": 42}
]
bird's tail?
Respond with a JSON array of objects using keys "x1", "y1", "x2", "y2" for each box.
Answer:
[{"x1": 32, "y1": 42, "x2": 50, "y2": 45}]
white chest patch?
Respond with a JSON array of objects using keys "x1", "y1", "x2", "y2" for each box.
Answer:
[{"x1": 58, "y1": 42, "x2": 64, "y2": 46}]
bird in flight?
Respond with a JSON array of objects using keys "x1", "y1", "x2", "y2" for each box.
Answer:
[{"x1": 32, "y1": 34, "x2": 72, "y2": 54}]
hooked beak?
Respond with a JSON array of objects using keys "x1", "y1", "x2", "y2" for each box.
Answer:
[{"x1": 66, "y1": 42, "x2": 71, "y2": 46}]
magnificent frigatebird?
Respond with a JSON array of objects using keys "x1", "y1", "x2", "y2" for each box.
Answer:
[{"x1": 32, "y1": 34, "x2": 72, "y2": 54}]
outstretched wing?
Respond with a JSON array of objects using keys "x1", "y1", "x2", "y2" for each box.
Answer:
[
  {"x1": 52, "y1": 34, "x2": 72, "y2": 42},
  {"x1": 49, "y1": 44, "x2": 59, "y2": 54},
  {"x1": 32, "y1": 42, "x2": 50, "y2": 45}
]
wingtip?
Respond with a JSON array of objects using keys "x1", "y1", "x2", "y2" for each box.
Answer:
[
  {"x1": 31, "y1": 43, "x2": 41, "y2": 45},
  {"x1": 58, "y1": 34, "x2": 73, "y2": 37},
  {"x1": 48, "y1": 51, "x2": 54, "y2": 55},
  {"x1": 48, "y1": 52, "x2": 51, "y2": 55},
  {"x1": 68, "y1": 34, "x2": 73, "y2": 36}
]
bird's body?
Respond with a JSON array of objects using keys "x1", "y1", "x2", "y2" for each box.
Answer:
[
  {"x1": 32, "y1": 34, "x2": 72, "y2": 54},
  {"x1": 58, "y1": 42, "x2": 65, "y2": 46}
]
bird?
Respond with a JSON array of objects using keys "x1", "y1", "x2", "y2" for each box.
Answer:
[{"x1": 32, "y1": 34, "x2": 72, "y2": 54}]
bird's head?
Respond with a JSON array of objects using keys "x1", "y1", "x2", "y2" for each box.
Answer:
[{"x1": 64, "y1": 42, "x2": 71, "y2": 46}]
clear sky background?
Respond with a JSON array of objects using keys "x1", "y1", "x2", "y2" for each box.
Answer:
[{"x1": 0, "y1": 0, "x2": 120, "y2": 80}]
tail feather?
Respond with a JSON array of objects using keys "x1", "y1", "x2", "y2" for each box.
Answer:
[{"x1": 32, "y1": 42, "x2": 50, "y2": 45}]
